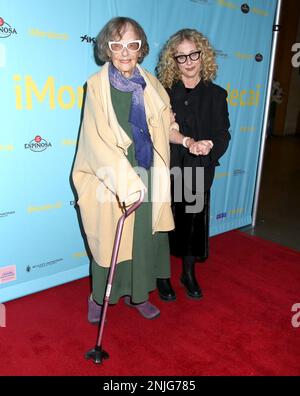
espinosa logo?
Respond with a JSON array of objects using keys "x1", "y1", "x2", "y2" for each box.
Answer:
[
  {"x1": 0, "y1": 17, "x2": 17, "y2": 38},
  {"x1": 25, "y1": 135, "x2": 52, "y2": 152}
]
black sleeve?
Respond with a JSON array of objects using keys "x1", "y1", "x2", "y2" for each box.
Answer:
[{"x1": 209, "y1": 89, "x2": 231, "y2": 164}]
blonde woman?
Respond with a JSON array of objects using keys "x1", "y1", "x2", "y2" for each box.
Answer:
[{"x1": 157, "y1": 29, "x2": 230, "y2": 300}]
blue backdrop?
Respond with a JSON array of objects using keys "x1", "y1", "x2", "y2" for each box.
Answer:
[{"x1": 0, "y1": 0, "x2": 277, "y2": 302}]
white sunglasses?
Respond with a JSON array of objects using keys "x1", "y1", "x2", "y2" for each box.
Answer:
[{"x1": 108, "y1": 40, "x2": 142, "y2": 53}]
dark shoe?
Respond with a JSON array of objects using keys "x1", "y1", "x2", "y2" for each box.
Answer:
[
  {"x1": 88, "y1": 296, "x2": 102, "y2": 324},
  {"x1": 196, "y1": 255, "x2": 208, "y2": 263},
  {"x1": 157, "y1": 278, "x2": 176, "y2": 301},
  {"x1": 124, "y1": 296, "x2": 160, "y2": 319},
  {"x1": 181, "y1": 257, "x2": 203, "y2": 299}
]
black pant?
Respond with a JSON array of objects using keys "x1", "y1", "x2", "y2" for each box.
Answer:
[{"x1": 169, "y1": 190, "x2": 210, "y2": 260}]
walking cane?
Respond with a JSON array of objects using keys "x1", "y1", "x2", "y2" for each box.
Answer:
[{"x1": 85, "y1": 189, "x2": 145, "y2": 364}]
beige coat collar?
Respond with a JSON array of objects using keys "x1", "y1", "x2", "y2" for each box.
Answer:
[{"x1": 95, "y1": 63, "x2": 167, "y2": 154}]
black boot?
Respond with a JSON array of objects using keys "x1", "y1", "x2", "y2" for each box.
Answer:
[
  {"x1": 181, "y1": 256, "x2": 203, "y2": 299},
  {"x1": 157, "y1": 278, "x2": 176, "y2": 301}
]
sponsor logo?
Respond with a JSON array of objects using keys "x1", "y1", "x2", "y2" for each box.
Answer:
[
  {"x1": 80, "y1": 34, "x2": 95, "y2": 44},
  {"x1": 24, "y1": 135, "x2": 52, "y2": 152},
  {"x1": 215, "y1": 49, "x2": 229, "y2": 59},
  {"x1": 240, "y1": 126, "x2": 255, "y2": 132},
  {"x1": 29, "y1": 28, "x2": 69, "y2": 40},
  {"x1": 235, "y1": 51, "x2": 253, "y2": 60},
  {"x1": 25, "y1": 258, "x2": 63, "y2": 272},
  {"x1": 235, "y1": 52, "x2": 263, "y2": 62},
  {"x1": 233, "y1": 169, "x2": 246, "y2": 176},
  {"x1": 70, "y1": 200, "x2": 79, "y2": 209},
  {"x1": 27, "y1": 201, "x2": 62, "y2": 213},
  {"x1": 0, "y1": 265, "x2": 16, "y2": 284},
  {"x1": 228, "y1": 208, "x2": 244, "y2": 215},
  {"x1": 0, "y1": 144, "x2": 14, "y2": 151},
  {"x1": 255, "y1": 53, "x2": 263, "y2": 62},
  {"x1": 14, "y1": 75, "x2": 84, "y2": 110},
  {"x1": 218, "y1": 0, "x2": 238, "y2": 10},
  {"x1": 73, "y1": 251, "x2": 88, "y2": 259},
  {"x1": 216, "y1": 212, "x2": 227, "y2": 220},
  {"x1": 0, "y1": 211, "x2": 16, "y2": 218},
  {"x1": 189, "y1": 0, "x2": 214, "y2": 5},
  {"x1": 214, "y1": 172, "x2": 229, "y2": 179},
  {"x1": 216, "y1": 208, "x2": 244, "y2": 220},
  {"x1": 241, "y1": 3, "x2": 250, "y2": 13},
  {"x1": 252, "y1": 7, "x2": 268, "y2": 17},
  {"x1": 61, "y1": 139, "x2": 76, "y2": 146},
  {"x1": 0, "y1": 17, "x2": 17, "y2": 39},
  {"x1": 291, "y1": 43, "x2": 300, "y2": 68},
  {"x1": 218, "y1": 1, "x2": 267, "y2": 15}
]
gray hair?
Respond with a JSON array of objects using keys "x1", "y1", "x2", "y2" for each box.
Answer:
[{"x1": 94, "y1": 17, "x2": 149, "y2": 64}]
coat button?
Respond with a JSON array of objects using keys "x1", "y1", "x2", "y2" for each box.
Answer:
[{"x1": 184, "y1": 100, "x2": 188, "y2": 106}]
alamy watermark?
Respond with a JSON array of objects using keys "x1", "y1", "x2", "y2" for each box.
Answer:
[
  {"x1": 291, "y1": 43, "x2": 300, "y2": 68},
  {"x1": 0, "y1": 303, "x2": 6, "y2": 327},
  {"x1": 94, "y1": 161, "x2": 205, "y2": 214},
  {"x1": 291, "y1": 303, "x2": 300, "y2": 328}
]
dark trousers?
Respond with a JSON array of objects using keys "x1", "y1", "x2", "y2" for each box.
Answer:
[{"x1": 169, "y1": 190, "x2": 210, "y2": 261}]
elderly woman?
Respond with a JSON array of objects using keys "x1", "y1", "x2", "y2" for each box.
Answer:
[
  {"x1": 157, "y1": 29, "x2": 231, "y2": 300},
  {"x1": 73, "y1": 17, "x2": 189, "y2": 323}
]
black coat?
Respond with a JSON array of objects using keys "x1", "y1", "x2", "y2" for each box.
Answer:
[
  {"x1": 168, "y1": 79, "x2": 231, "y2": 192},
  {"x1": 167, "y1": 79, "x2": 231, "y2": 258}
]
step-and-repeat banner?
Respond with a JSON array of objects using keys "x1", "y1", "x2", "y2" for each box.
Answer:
[{"x1": 0, "y1": 0, "x2": 277, "y2": 302}]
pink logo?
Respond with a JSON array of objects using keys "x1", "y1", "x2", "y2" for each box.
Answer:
[
  {"x1": 0, "y1": 304, "x2": 6, "y2": 327},
  {"x1": 0, "y1": 265, "x2": 16, "y2": 284}
]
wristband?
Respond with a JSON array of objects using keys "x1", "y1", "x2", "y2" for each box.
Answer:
[{"x1": 182, "y1": 136, "x2": 190, "y2": 148}]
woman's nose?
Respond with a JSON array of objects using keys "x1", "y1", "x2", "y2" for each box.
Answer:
[
  {"x1": 121, "y1": 46, "x2": 129, "y2": 56},
  {"x1": 186, "y1": 56, "x2": 192, "y2": 65}
]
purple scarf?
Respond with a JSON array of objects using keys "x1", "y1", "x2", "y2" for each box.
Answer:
[{"x1": 109, "y1": 63, "x2": 153, "y2": 169}]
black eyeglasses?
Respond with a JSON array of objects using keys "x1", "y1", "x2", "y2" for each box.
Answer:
[{"x1": 174, "y1": 51, "x2": 201, "y2": 64}]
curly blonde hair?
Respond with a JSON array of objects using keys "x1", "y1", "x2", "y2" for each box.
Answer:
[{"x1": 157, "y1": 29, "x2": 217, "y2": 89}]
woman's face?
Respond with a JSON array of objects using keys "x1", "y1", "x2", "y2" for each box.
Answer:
[
  {"x1": 109, "y1": 24, "x2": 141, "y2": 78},
  {"x1": 174, "y1": 39, "x2": 202, "y2": 82}
]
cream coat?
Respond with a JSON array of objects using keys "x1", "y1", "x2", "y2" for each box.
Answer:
[{"x1": 72, "y1": 63, "x2": 175, "y2": 267}]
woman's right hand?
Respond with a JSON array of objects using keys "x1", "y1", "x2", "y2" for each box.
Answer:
[{"x1": 189, "y1": 140, "x2": 213, "y2": 156}]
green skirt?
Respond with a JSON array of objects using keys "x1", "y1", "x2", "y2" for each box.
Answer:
[
  {"x1": 92, "y1": 84, "x2": 170, "y2": 304},
  {"x1": 92, "y1": 195, "x2": 170, "y2": 304}
]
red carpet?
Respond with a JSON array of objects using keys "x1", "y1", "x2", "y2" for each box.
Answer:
[{"x1": 1, "y1": 231, "x2": 300, "y2": 376}]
